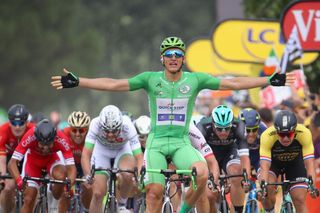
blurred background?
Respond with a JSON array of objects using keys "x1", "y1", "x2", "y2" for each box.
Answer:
[{"x1": 0, "y1": 0, "x2": 319, "y2": 121}]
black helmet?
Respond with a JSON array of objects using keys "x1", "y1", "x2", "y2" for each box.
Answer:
[
  {"x1": 34, "y1": 119, "x2": 56, "y2": 144},
  {"x1": 8, "y1": 104, "x2": 29, "y2": 122},
  {"x1": 274, "y1": 110, "x2": 297, "y2": 133}
]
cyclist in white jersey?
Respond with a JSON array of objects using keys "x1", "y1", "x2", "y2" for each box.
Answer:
[{"x1": 81, "y1": 105, "x2": 143, "y2": 213}]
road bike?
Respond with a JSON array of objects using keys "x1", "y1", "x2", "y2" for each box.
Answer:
[
  {"x1": 260, "y1": 175, "x2": 319, "y2": 213},
  {"x1": 209, "y1": 169, "x2": 249, "y2": 213},
  {"x1": 93, "y1": 164, "x2": 138, "y2": 213},
  {"x1": 23, "y1": 170, "x2": 71, "y2": 213},
  {"x1": 139, "y1": 166, "x2": 197, "y2": 213}
]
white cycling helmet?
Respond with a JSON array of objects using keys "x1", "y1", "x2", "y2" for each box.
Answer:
[
  {"x1": 68, "y1": 111, "x2": 91, "y2": 128},
  {"x1": 99, "y1": 105, "x2": 123, "y2": 131},
  {"x1": 134, "y1": 115, "x2": 151, "y2": 135}
]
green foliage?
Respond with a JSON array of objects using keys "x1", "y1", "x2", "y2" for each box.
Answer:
[
  {"x1": 243, "y1": 0, "x2": 320, "y2": 94},
  {"x1": 0, "y1": 0, "x2": 216, "y2": 119}
]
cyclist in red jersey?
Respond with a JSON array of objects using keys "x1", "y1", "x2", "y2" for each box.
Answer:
[
  {"x1": 8, "y1": 119, "x2": 76, "y2": 213},
  {"x1": 0, "y1": 104, "x2": 34, "y2": 213},
  {"x1": 60, "y1": 111, "x2": 92, "y2": 212}
]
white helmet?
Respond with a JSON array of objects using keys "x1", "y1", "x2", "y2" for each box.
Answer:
[
  {"x1": 99, "y1": 105, "x2": 123, "y2": 131},
  {"x1": 134, "y1": 115, "x2": 151, "y2": 135}
]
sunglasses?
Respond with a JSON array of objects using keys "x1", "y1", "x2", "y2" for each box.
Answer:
[
  {"x1": 277, "y1": 131, "x2": 295, "y2": 138},
  {"x1": 104, "y1": 129, "x2": 120, "y2": 134},
  {"x1": 214, "y1": 125, "x2": 232, "y2": 132},
  {"x1": 10, "y1": 120, "x2": 26, "y2": 127},
  {"x1": 162, "y1": 49, "x2": 184, "y2": 58},
  {"x1": 246, "y1": 126, "x2": 259, "y2": 133},
  {"x1": 71, "y1": 127, "x2": 88, "y2": 134}
]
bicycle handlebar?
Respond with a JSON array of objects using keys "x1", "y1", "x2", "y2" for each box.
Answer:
[
  {"x1": 260, "y1": 176, "x2": 319, "y2": 198},
  {"x1": 139, "y1": 166, "x2": 198, "y2": 191}
]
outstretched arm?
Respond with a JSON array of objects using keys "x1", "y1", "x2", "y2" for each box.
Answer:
[
  {"x1": 219, "y1": 72, "x2": 296, "y2": 90},
  {"x1": 51, "y1": 68, "x2": 130, "y2": 91}
]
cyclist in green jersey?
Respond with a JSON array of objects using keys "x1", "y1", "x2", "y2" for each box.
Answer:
[{"x1": 51, "y1": 36, "x2": 295, "y2": 213}]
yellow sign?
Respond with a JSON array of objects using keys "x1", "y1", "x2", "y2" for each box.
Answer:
[
  {"x1": 186, "y1": 39, "x2": 262, "y2": 76},
  {"x1": 186, "y1": 39, "x2": 263, "y2": 106},
  {"x1": 212, "y1": 19, "x2": 318, "y2": 64}
]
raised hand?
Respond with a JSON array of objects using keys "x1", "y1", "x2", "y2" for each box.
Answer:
[{"x1": 51, "y1": 68, "x2": 79, "y2": 90}]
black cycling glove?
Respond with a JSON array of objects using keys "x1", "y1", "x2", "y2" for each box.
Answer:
[
  {"x1": 268, "y1": 72, "x2": 286, "y2": 86},
  {"x1": 61, "y1": 72, "x2": 79, "y2": 88}
]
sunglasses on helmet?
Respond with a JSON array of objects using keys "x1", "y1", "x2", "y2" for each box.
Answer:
[
  {"x1": 10, "y1": 120, "x2": 26, "y2": 127},
  {"x1": 162, "y1": 49, "x2": 184, "y2": 58}
]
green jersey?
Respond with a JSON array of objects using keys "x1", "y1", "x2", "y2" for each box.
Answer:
[{"x1": 128, "y1": 71, "x2": 220, "y2": 138}]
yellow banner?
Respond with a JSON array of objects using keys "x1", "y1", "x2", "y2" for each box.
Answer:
[
  {"x1": 186, "y1": 39, "x2": 262, "y2": 76},
  {"x1": 212, "y1": 19, "x2": 318, "y2": 64},
  {"x1": 186, "y1": 39, "x2": 263, "y2": 106}
]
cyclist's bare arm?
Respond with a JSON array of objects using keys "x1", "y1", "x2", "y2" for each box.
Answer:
[
  {"x1": 0, "y1": 156, "x2": 6, "y2": 175},
  {"x1": 79, "y1": 77, "x2": 129, "y2": 91},
  {"x1": 206, "y1": 155, "x2": 220, "y2": 182},
  {"x1": 7, "y1": 158, "x2": 20, "y2": 180},
  {"x1": 134, "y1": 153, "x2": 143, "y2": 173},
  {"x1": 304, "y1": 158, "x2": 316, "y2": 183},
  {"x1": 219, "y1": 72, "x2": 295, "y2": 90},
  {"x1": 81, "y1": 146, "x2": 93, "y2": 176},
  {"x1": 51, "y1": 68, "x2": 129, "y2": 91},
  {"x1": 66, "y1": 164, "x2": 77, "y2": 185},
  {"x1": 240, "y1": 155, "x2": 251, "y2": 177},
  {"x1": 258, "y1": 160, "x2": 271, "y2": 182}
]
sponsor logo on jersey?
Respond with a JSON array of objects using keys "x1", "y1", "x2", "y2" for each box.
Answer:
[
  {"x1": 179, "y1": 85, "x2": 191, "y2": 94},
  {"x1": 22, "y1": 135, "x2": 36, "y2": 147},
  {"x1": 57, "y1": 137, "x2": 70, "y2": 151}
]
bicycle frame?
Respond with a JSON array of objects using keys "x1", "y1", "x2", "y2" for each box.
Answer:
[
  {"x1": 209, "y1": 169, "x2": 248, "y2": 213},
  {"x1": 23, "y1": 173, "x2": 71, "y2": 213},
  {"x1": 139, "y1": 166, "x2": 197, "y2": 213},
  {"x1": 68, "y1": 178, "x2": 86, "y2": 213},
  {"x1": 260, "y1": 175, "x2": 318, "y2": 213},
  {"x1": 93, "y1": 165, "x2": 138, "y2": 213}
]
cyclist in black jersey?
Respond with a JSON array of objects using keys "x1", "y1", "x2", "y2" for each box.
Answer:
[
  {"x1": 239, "y1": 108, "x2": 267, "y2": 172},
  {"x1": 196, "y1": 105, "x2": 250, "y2": 213}
]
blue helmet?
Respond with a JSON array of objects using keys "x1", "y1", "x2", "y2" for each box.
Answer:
[
  {"x1": 211, "y1": 105, "x2": 233, "y2": 127},
  {"x1": 239, "y1": 108, "x2": 261, "y2": 128}
]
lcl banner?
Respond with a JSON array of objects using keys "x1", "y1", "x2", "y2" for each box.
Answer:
[
  {"x1": 281, "y1": 0, "x2": 320, "y2": 51},
  {"x1": 211, "y1": 19, "x2": 318, "y2": 64}
]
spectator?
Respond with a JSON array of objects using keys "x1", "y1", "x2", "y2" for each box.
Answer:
[
  {"x1": 258, "y1": 107, "x2": 274, "y2": 127},
  {"x1": 50, "y1": 111, "x2": 61, "y2": 128}
]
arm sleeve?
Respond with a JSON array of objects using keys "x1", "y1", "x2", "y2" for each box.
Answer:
[
  {"x1": 12, "y1": 129, "x2": 35, "y2": 161},
  {"x1": 296, "y1": 127, "x2": 315, "y2": 160},
  {"x1": 189, "y1": 123, "x2": 213, "y2": 158},
  {"x1": 195, "y1": 72, "x2": 221, "y2": 91},
  {"x1": 259, "y1": 128, "x2": 274, "y2": 162},
  {"x1": 56, "y1": 132, "x2": 75, "y2": 165},
  {"x1": 236, "y1": 121, "x2": 249, "y2": 156},
  {"x1": 0, "y1": 129, "x2": 8, "y2": 156},
  {"x1": 128, "y1": 72, "x2": 152, "y2": 91}
]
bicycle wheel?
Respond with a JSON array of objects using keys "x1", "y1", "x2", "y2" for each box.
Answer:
[
  {"x1": 219, "y1": 199, "x2": 230, "y2": 213},
  {"x1": 249, "y1": 200, "x2": 258, "y2": 213},
  {"x1": 161, "y1": 201, "x2": 173, "y2": 213},
  {"x1": 138, "y1": 198, "x2": 146, "y2": 213},
  {"x1": 34, "y1": 200, "x2": 48, "y2": 213},
  {"x1": 280, "y1": 202, "x2": 294, "y2": 213},
  {"x1": 104, "y1": 197, "x2": 117, "y2": 213}
]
